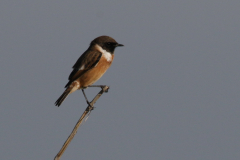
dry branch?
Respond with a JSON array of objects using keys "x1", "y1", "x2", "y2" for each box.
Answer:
[{"x1": 54, "y1": 86, "x2": 109, "y2": 160}]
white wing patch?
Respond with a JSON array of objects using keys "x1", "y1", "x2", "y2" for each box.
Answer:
[
  {"x1": 79, "y1": 65, "x2": 85, "y2": 70},
  {"x1": 96, "y1": 44, "x2": 112, "y2": 62}
]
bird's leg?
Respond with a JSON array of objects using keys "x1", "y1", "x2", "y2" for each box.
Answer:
[
  {"x1": 88, "y1": 85, "x2": 109, "y2": 92},
  {"x1": 81, "y1": 89, "x2": 94, "y2": 110},
  {"x1": 88, "y1": 85, "x2": 106, "y2": 88}
]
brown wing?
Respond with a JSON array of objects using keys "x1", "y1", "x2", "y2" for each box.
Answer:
[{"x1": 65, "y1": 50, "x2": 102, "y2": 88}]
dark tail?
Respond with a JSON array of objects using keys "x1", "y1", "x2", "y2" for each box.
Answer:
[{"x1": 55, "y1": 89, "x2": 71, "y2": 107}]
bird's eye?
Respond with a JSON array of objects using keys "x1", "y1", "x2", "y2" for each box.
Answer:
[{"x1": 106, "y1": 42, "x2": 112, "y2": 46}]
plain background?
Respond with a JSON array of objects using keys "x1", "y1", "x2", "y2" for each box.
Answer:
[{"x1": 1, "y1": 1, "x2": 240, "y2": 160}]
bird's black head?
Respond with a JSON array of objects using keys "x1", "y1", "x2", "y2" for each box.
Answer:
[{"x1": 91, "y1": 36, "x2": 124, "y2": 53}]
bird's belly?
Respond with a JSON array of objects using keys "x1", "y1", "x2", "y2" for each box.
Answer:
[{"x1": 79, "y1": 61, "x2": 112, "y2": 88}]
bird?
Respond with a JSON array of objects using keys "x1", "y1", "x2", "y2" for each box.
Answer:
[{"x1": 55, "y1": 36, "x2": 124, "y2": 107}]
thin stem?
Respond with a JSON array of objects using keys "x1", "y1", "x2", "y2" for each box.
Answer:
[{"x1": 54, "y1": 85, "x2": 109, "y2": 160}]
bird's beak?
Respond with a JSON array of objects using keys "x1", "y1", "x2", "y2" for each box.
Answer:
[{"x1": 117, "y1": 43, "x2": 124, "y2": 47}]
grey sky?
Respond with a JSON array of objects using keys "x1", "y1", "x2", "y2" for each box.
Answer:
[{"x1": 1, "y1": 1, "x2": 240, "y2": 160}]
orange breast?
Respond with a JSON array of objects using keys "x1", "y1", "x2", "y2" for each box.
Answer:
[{"x1": 78, "y1": 55, "x2": 114, "y2": 88}]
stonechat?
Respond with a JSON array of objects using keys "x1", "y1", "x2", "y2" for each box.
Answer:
[{"x1": 55, "y1": 36, "x2": 124, "y2": 106}]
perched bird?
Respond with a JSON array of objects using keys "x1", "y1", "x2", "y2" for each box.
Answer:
[{"x1": 55, "y1": 36, "x2": 124, "y2": 107}]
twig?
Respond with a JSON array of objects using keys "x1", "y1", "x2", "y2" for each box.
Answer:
[{"x1": 54, "y1": 86, "x2": 109, "y2": 160}]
